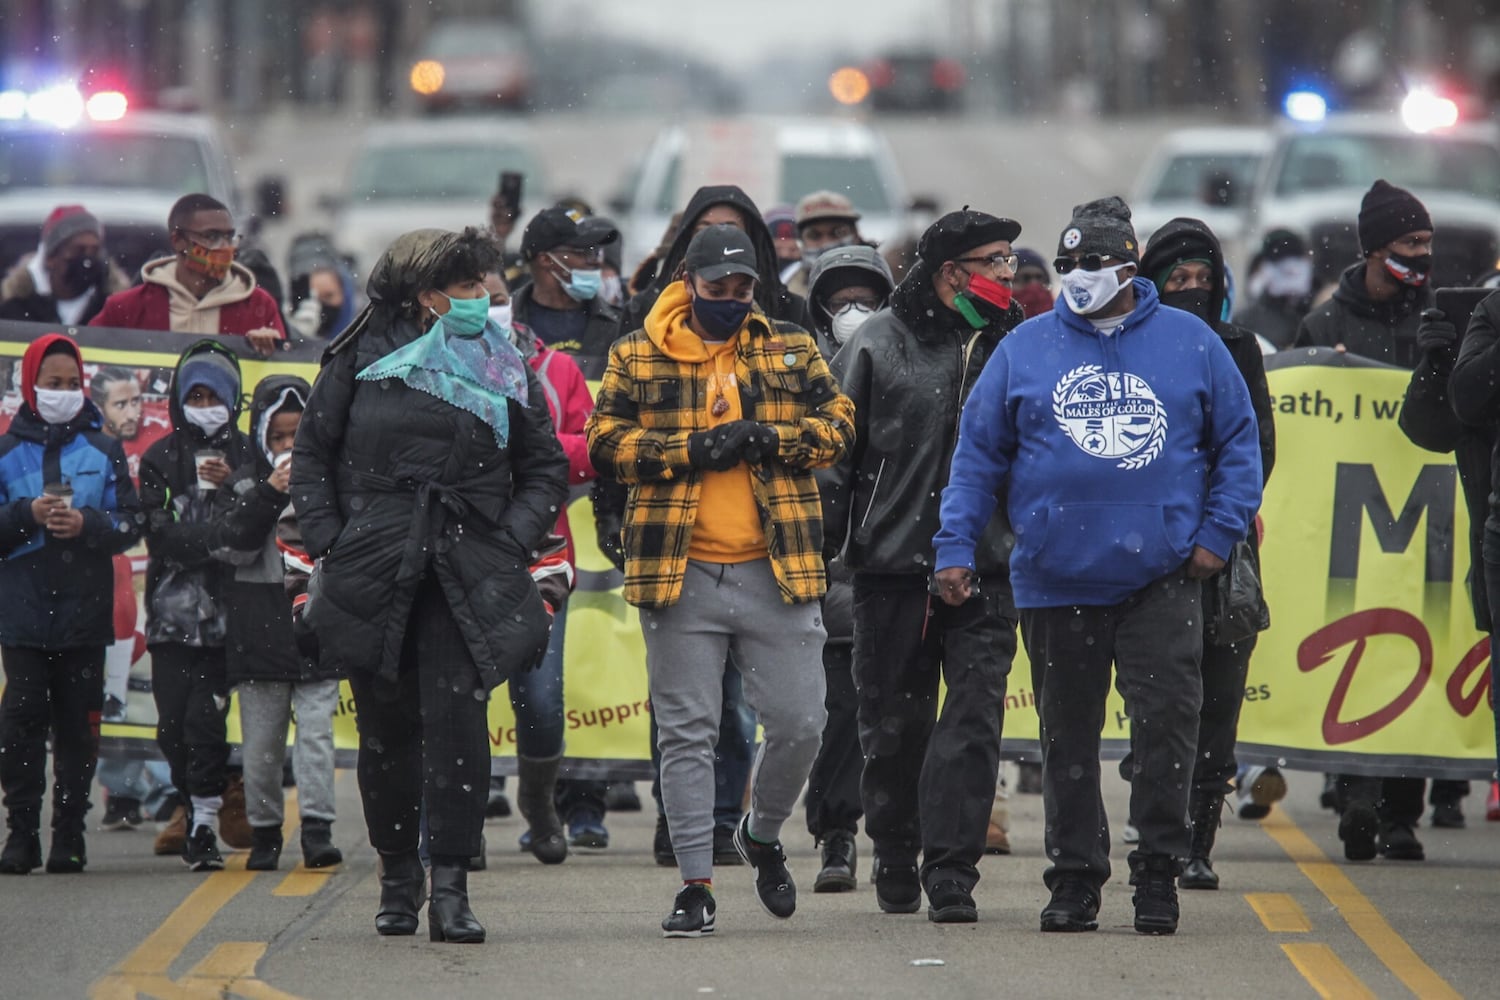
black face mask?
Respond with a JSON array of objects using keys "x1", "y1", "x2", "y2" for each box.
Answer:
[
  {"x1": 1384, "y1": 251, "x2": 1433, "y2": 287},
  {"x1": 318, "y1": 302, "x2": 342, "y2": 337},
  {"x1": 61, "y1": 254, "x2": 105, "y2": 294},
  {"x1": 1159, "y1": 287, "x2": 1215, "y2": 323}
]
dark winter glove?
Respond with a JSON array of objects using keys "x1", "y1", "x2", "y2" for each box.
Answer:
[
  {"x1": 687, "y1": 421, "x2": 758, "y2": 472},
  {"x1": 740, "y1": 423, "x2": 781, "y2": 464},
  {"x1": 1417, "y1": 309, "x2": 1459, "y2": 369}
]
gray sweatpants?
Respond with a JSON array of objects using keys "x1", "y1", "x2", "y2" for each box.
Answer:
[
  {"x1": 641, "y1": 559, "x2": 827, "y2": 882},
  {"x1": 237, "y1": 679, "x2": 340, "y2": 828}
]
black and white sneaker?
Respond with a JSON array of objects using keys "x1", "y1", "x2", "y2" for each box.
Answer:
[
  {"x1": 661, "y1": 883, "x2": 716, "y2": 938},
  {"x1": 733, "y1": 815, "x2": 795, "y2": 918},
  {"x1": 183, "y1": 824, "x2": 224, "y2": 871}
]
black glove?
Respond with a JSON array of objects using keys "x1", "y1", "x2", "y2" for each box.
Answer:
[
  {"x1": 687, "y1": 420, "x2": 759, "y2": 472},
  {"x1": 740, "y1": 423, "x2": 781, "y2": 464},
  {"x1": 1417, "y1": 309, "x2": 1458, "y2": 365}
]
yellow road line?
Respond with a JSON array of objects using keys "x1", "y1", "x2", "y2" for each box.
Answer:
[
  {"x1": 111, "y1": 859, "x2": 255, "y2": 977},
  {"x1": 1245, "y1": 892, "x2": 1311, "y2": 933},
  {"x1": 1260, "y1": 810, "x2": 1462, "y2": 1000},
  {"x1": 1281, "y1": 943, "x2": 1377, "y2": 1000},
  {"x1": 184, "y1": 941, "x2": 265, "y2": 979},
  {"x1": 273, "y1": 869, "x2": 332, "y2": 897}
]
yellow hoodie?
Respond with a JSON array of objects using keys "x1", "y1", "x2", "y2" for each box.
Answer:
[{"x1": 644, "y1": 281, "x2": 766, "y2": 563}]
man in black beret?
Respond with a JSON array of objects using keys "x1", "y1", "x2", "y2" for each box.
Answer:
[
  {"x1": 1293, "y1": 179, "x2": 1434, "y2": 367},
  {"x1": 818, "y1": 206, "x2": 1026, "y2": 924}
]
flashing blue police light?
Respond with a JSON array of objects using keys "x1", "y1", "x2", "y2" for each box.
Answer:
[{"x1": 1283, "y1": 90, "x2": 1328, "y2": 123}]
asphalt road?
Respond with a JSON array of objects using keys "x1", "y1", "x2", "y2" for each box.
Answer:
[{"x1": 1, "y1": 768, "x2": 1493, "y2": 999}]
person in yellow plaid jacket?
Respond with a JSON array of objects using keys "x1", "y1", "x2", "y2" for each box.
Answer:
[{"x1": 586, "y1": 224, "x2": 853, "y2": 938}]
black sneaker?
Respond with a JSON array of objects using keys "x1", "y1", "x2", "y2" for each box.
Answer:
[
  {"x1": 100, "y1": 796, "x2": 143, "y2": 832},
  {"x1": 926, "y1": 879, "x2": 978, "y2": 923},
  {"x1": 1339, "y1": 801, "x2": 1378, "y2": 862},
  {"x1": 661, "y1": 883, "x2": 716, "y2": 938},
  {"x1": 45, "y1": 831, "x2": 87, "y2": 873},
  {"x1": 873, "y1": 860, "x2": 922, "y2": 914},
  {"x1": 1430, "y1": 800, "x2": 1465, "y2": 829},
  {"x1": 246, "y1": 826, "x2": 283, "y2": 871},
  {"x1": 813, "y1": 830, "x2": 857, "y2": 893},
  {"x1": 1129, "y1": 853, "x2": 1180, "y2": 935},
  {"x1": 183, "y1": 824, "x2": 224, "y2": 872},
  {"x1": 0, "y1": 830, "x2": 42, "y2": 874},
  {"x1": 1379, "y1": 822, "x2": 1426, "y2": 861},
  {"x1": 732, "y1": 815, "x2": 796, "y2": 919},
  {"x1": 713, "y1": 824, "x2": 743, "y2": 867},
  {"x1": 1040, "y1": 877, "x2": 1100, "y2": 932},
  {"x1": 653, "y1": 814, "x2": 676, "y2": 868},
  {"x1": 605, "y1": 782, "x2": 642, "y2": 812}
]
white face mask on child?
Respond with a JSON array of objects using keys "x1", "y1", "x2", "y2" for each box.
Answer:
[
  {"x1": 184, "y1": 405, "x2": 230, "y2": 436},
  {"x1": 34, "y1": 388, "x2": 84, "y2": 425}
]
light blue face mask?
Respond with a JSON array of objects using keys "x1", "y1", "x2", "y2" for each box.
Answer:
[
  {"x1": 550, "y1": 254, "x2": 602, "y2": 302},
  {"x1": 431, "y1": 291, "x2": 490, "y2": 336}
]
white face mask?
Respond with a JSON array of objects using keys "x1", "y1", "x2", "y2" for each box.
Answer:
[
  {"x1": 600, "y1": 273, "x2": 624, "y2": 307},
  {"x1": 488, "y1": 303, "x2": 513, "y2": 337},
  {"x1": 183, "y1": 404, "x2": 230, "y2": 437},
  {"x1": 1059, "y1": 264, "x2": 1129, "y2": 316},
  {"x1": 35, "y1": 388, "x2": 84, "y2": 425},
  {"x1": 829, "y1": 304, "x2": 875, "y2": 345},
  {"x1": 1263, "y1": 257, "x2": 1313, "y2": 298}
]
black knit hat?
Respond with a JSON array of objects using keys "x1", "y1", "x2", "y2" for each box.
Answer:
[
  {"x1": 1357, "y1": 180, "x2": 1432, "y2": 255},
  {"x1": 917, "y1": 206, "x2": 1021, "y2": 266},
  {"x1": 1057, "y1": 196, "x2": 1139, "y2": 264}
]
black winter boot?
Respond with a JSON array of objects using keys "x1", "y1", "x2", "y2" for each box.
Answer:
[
  {"x1": 813, "y1": 830, "x2": 857, "y2": 893},
  {"x1": 428, "y1": 862, "x2": 485, "y2": 943},
  {"x1": 1, "y1": 811, "x2": 43, "y2": 875},
  {"x1": 516, "y1": 754, "x2": 567, "y2": 865},
  {"x1": 375, "y1": 850, "x2": 425, "y2": 936},
  {"x1": 247, "y1": 826, "x2": 283, "y2": 871},
  {"x1": 1129, "y1": 851, "x2": 1180, "y2": 935},
  {"x1": 300, "y1": 818, "x2": 342, "y2": 868},
  {"x1": 1179, "y1": 790, "x2": 1223, "y2": 890}
]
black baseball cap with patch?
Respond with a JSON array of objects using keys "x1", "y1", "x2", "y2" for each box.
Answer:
[{"x1": 684, "y1": 224, "x2": 759, "y2": 281}]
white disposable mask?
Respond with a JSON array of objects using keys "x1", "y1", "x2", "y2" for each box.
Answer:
[
  {"x1": 1059, "y1": 264, "x2": 1129, "y2": 316},
  {"x1": 1263, "y1": 257, "x2": 1312, "y2": 299},
  {"x1": 183, "y1": 404, "x2": 230, "y2": 436},
  {"x1": 488, "y1": 303, "x2": 514, "y2": 337},
  {"x1": 35, "y1": 388, "x2": 84, "y2": 425},
  {"x1": 829, "y1": 304, "x2": 875, "y2": 345}
]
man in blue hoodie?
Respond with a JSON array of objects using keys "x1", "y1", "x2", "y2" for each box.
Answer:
[{"x1": 933, "y1": 196, "x2": 1262, "y2": 937}]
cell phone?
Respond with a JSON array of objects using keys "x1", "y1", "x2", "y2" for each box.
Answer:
[
  {"x1": 1436, "y1": 287, "x2": 1495, "y2": 340},
  {"x1": 497, "y1": 171, "x2": 524, "y2": 215}
]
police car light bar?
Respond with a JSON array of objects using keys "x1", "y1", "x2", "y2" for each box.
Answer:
[
  {"x1": 1401, "y1": 87, "x2": 1459, "y2": 134},
  {"x1": 0, "y1": 85, "x2": 128, "y2": 125}
]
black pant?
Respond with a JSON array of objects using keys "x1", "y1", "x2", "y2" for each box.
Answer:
[
  {"x1": 1193, "y1": 636, "x2": 1256, "y2": 795},
  {"x1": 150, "y1": 643, "x2": 230, "y2": 800},
  {"x1": 852, "y1": 578, "x2": 1014, "y2": 891},
  {"x1": 805, "y1": 642, "x2": 862, "y2": 840},
  {"x1": 1337, "y1": 774, "x2": 1426, "y2": 827},
  {"x1": 557, "y1": 779, "x2": 606, "y2": 822},
  {"x1": 347, "y1": 580, "x2": 489, "y2": 861},
  {"x1": 0, "y1": 646, "x2": 105, "y2": 833},
  {"x1": 1021, "y1": 574, "x2": 1202, "y2": 891}
]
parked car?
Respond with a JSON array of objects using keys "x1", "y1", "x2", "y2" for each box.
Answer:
[
  {"x1": 866, "y1": 50, "x2": 966, "y2": 114},
  {"x1": 612, "y1": 117, "x2": 912, "y2": 271},
  {"x1": 0, "y1": 97, "x2": 240, "y2": 278},
  {"x1": 409, "y1": 18, "x2": 531, "y2": 113},
  {"x1": 328, "y1": 120, "x2": 545, "y2": 279},
  {"x1": 1130, "y1": 126, "x2": 1273, "y2": 254},
  {"x1": 1246, "y1": 114, "x2": 1500, "y2": 288}
]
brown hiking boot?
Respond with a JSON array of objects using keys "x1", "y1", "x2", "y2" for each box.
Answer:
[
  {"x1": 219, "y1": 775, "x2": 254, "y2": 849},
  {"x1": 985, "y1": 804, "x2": 1011, "y2": 855},
  {"x1": 154, "y1": 804, "x2": 187, "y2": 856}
]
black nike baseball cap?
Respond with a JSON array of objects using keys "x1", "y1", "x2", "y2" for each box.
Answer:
[{"x1": 684, "y1": 224, "x2": 759, "y2": 281}]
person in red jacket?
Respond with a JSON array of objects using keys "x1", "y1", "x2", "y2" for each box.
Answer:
[
  {"x1": 90, "y1": 194, "x2": 285, "y2": 356},
  {"x1": 481, "y1": 270, "x2": 599, "y2": 864}
]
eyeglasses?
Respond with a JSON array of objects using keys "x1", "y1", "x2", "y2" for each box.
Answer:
[
  {"x1": 177, "y1": 228, "x2": 240, "y2": 249},
  {"x1": 954, "y1": 252, "x2": 1019, "y2": 272},
  {"x1": 554, "y1": 246, "x2": 604, "y2": 266},
  {"x1": 824, "y1": 294, "x2": 883, "y2": 314},
  {"x1": 1053, "y1": 253, "x2": 1119, "y2": 275}
]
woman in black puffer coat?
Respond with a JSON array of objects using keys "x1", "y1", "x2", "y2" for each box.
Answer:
[{"x1": 291, "y1": 228, "x2": 569, "y2": 945}]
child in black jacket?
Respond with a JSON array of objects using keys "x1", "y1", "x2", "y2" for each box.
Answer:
[{"x1": 139, "y1": 339, "x2": 252, "y2": 871}]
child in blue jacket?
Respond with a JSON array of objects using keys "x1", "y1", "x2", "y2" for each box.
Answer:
[{"x1": 0, "y1": 334, "x2": 141, "y2": 874}]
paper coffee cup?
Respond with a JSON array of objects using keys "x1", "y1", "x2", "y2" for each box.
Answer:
[
  {"x1": 194, "y1": 449, "x2": 225, "y2": 490},
  {"x1": 42, "y1": 482, "x2": 73, "y2": 509}
]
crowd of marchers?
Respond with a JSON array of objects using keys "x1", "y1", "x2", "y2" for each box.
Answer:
[{"x1": 1, "y1": 169, "x2": 1496, "y2": 944}]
